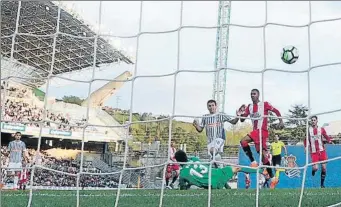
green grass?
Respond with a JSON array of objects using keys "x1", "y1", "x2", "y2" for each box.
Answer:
[{"x1": 2, "y1": 188, "x2": 341, "y2": 207}]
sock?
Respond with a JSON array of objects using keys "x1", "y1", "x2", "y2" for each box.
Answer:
[
  {"x1": 13, "y1": 176, "x2": 19, "y2": 189},
  {"x1": 242, "y1": 144, "x2": 255, "y2": 162},
  {"x1": 171, "y1": 176, "x2": 178, "y2": 184},
  {"x1": 275, "y1": 170, "x2": 280, "y2": 178},
  {"x1": 266, "y1": 181, "x2": 269, "y2": 188},
  {"x1": 312, "y1": 168, "x2": 317, "y2": 176},
  {"x1": 321, "y1": 170, "x2": 326, "y2": 186},
  {"x1": 274, "y1": 164, "x2": 281, "y2": 179},
  {"x1": 214, "y1": 153, "x2": 224, "y2": 168},
  {"x1": 225, "y1": 183, "x2": 231, "y2": 189},
  {"x1": 166, "y1": 178, "x2": 169, "y2": 186},
  {"x1": 263, "y1": 161, "x2": 274, "y2": 178}
]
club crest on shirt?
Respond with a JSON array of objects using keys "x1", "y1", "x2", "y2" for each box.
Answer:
[
  {"x1": 282, "y1": 154, "x2": 301, "y2": 178},
  {"x1": 250, "y1": 112, "x2": 261, "y2": 119},
  {"x1": 311, "y1": 135, "x2": 319, "y2": 140},
  {"x1": 207, "y1": 122, "x2": 222, "y2": 127}
]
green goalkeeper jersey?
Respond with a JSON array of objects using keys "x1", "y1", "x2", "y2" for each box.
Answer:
[{"x1": 179, "y1": 157, "x2": 234, "y2": 190}]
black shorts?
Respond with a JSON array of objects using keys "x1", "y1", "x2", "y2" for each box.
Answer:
[{"x1": 272, "y1": 155, "x2": 281, "y2": 166}]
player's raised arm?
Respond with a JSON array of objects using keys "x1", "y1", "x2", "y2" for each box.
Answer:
[
  {"x1": 239, "y1": 104, "x2": 249, "y2": 122},
  {"x1": 193, "y1": 118, "x2": 204, "y2": 133}
]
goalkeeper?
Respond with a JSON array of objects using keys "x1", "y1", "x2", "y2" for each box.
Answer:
[{"x1": 174, "y1": 150, "x2": 261, "y2": 190}]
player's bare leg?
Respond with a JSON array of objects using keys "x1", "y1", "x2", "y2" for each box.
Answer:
[
  {"x1": 321, "y1": 163, "x2": 327, "y2": 188},
  {"x1": 240, "y1": 135, "x2": 257, "y2": 167},
  {"x1": 312, "y1": 163, "x2": 318, "y2": 176}
]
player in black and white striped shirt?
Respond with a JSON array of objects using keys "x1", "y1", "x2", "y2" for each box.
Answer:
[
  {"x1": 193, "y1": 100, "x2": 239, "y2": 167},
  {"x1": 7, "y1": 132, "x2": 29, "y2": 189}
]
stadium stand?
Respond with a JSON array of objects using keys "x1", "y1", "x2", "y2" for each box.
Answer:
[
  {"x1": 1, "y1": 1, "x2": 134, "y2": 143},
  {"x1": 0, "y1": 1, "x2": 137, "y2": 190}
]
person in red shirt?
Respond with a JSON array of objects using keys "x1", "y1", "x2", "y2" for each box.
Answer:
[
  {"x1": 165, "y1": 141, "x2": 180, "y2": 189},
  {"x1": 238, "y1": 89, "x2": 284, "y2": 189},
  {"x1": 304, "y1": 115, "x2": 332, "y2": 188},
  {"x1": 18, "y1": 162, "x2": 29, "y2": 190}
]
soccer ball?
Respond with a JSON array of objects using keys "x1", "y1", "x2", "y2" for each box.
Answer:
[{"x1": 281, "y1": 46, "x2": 299, "y2": 64}]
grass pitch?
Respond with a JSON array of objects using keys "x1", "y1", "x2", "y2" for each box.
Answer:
[{"x1": 2, "y1": 188, "x2": 341, "y2": 207}]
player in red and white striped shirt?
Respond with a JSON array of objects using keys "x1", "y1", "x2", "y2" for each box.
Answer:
[
  {"x1": 304, "y1": 116, "x2": 332, "y2": 188},
  {"x1": 18, "y1": 162, "x2": 29, "y2": 190},
  {"x1": 238, "y1": 89, "x2": 284, "y2": 189},
  {"x1": 165, "y1": 141, "x2": 180, "y2": 189}
]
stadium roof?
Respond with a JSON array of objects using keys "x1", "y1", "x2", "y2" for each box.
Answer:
[
  {"x1": 325, "y1": 120, "x2": 341, "y2": 136},
  {"x1": 1, "y1": 1, "x2": 133, "y2": 87}
]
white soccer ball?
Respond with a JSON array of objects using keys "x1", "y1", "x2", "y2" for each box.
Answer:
[{"x1": 281, "y1": 46, "x2": 299, "y2": 64}]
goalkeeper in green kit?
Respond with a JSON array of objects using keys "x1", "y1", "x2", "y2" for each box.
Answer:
[{"x1": 174, "y1": 150, "x2": 261, "y2": 190}]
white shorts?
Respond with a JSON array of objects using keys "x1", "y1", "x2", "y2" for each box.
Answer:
[
  {"x1": 7, "y1": 162, "x2": 22, "y2": 172},
  {"x1": 207, "y1": 138, "x2": 225, "y2": 153}
]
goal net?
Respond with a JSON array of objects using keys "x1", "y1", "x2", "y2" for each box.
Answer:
[{"x1": 1, "y1": 1, "x2": 341, "y2": 207}]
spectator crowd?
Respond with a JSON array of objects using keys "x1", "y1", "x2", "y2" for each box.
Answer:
[
  {"x1": 2, "y1": 99, "x2": 73, "y2": 131},
  {"x1": 1, "y1": 81, "x2": 30, "y2": 99},
  {"x1": 1, "y1": 146, "x2": 120, "y2": 188},
  {"x1": 1, "y1": 85, "x2": 89, "y2": 132}
]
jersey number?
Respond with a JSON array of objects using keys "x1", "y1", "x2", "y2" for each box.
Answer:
[{"x1": 189, "y1": 164, "x2": 208, "y2": 178}]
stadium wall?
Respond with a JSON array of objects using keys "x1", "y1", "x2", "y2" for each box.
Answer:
[{"x1": 237, "y1": 145, "x2": 341, "y2": 189}]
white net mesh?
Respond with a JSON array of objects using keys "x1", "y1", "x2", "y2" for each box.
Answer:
[{"x1": 1, "y1": 1, "x2": 341, "y2": 207}]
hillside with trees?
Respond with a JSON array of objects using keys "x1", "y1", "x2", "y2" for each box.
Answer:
[{"x1": 103, "y1": 108, "x2": 209, "y2": 152}]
